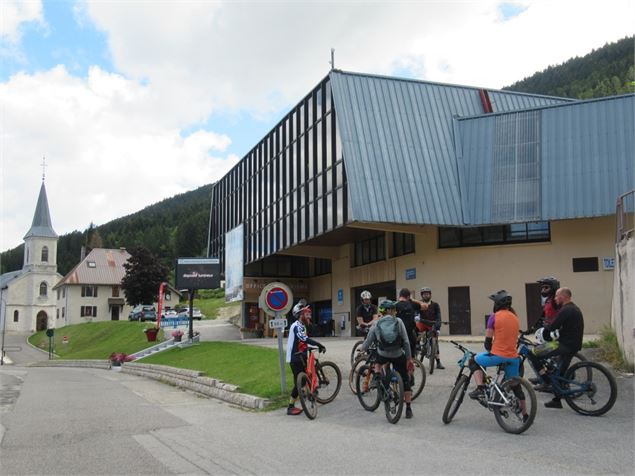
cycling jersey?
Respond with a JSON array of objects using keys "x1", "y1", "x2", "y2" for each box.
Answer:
[
  {"x1": 356, "y1": 304, "x2": 377, "y2": 324},
  {"x1": 487, "y1": 310, "x2": 519, "y2": 358},
  {"x1": 543, "y1": 297, "x2": 559, "y2": 326},
  {"x1": 285, "y1": 320, "x2": 321, "y2": 363}
]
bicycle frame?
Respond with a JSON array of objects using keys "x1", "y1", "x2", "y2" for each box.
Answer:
[{"x1": 305, "y1": 349, "x2": 318, "y2": 392}]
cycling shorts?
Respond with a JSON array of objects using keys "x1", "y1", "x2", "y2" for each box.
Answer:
[
  {"x1": 475, "y1": 352, "x2": 520, "y2": 379},
  {"x1": 377, "y1": 354, "x2": 411, "y2": 392}
]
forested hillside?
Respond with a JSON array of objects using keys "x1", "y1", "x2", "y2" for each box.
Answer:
[
  {"x1": 0, "y1": 184, "x2": 212, "y2": 276},
  {"x1": 504, "y1": 36, "x2": 634, "y2": 98}
]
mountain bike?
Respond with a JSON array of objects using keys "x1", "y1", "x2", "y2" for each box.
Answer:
[
  {"x1": 355, "y1": 362, "x2": 405, "y2": 424},
  {"x1": 517, "y1": 330, "x2": 586, "y2": 383},
  {"x1": 295, "y1": 347, "x2": 342, "y2": 419},
  {"x1": 350, "y1": 344, "x2": 425, "y2": 400},
  {"x1": 415, "y1": 319, "x2": 449, "y2": 374},
  {"x1": 442, "y1": 341, "x2": 537, "y2": 434},
  {"x1": 516, "y1": 337, "x2": 617, "y2": 416}
]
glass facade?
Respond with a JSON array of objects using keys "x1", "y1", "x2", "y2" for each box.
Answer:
[
  {"x1": 208, "y1": 76, "x2": 349, "y2": 274},
  {"x1": 439, "y1": 221, "x2": 550, "y2": 248}
]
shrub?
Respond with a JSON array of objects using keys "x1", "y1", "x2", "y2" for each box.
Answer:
[{"x1": 109, "y1": 352, "x2": 135, "y2": 365}]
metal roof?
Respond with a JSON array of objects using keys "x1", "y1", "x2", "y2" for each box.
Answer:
[
  {"x1": 329, "y1": 70, "x2": 571, "y2": 226},
  {"x1": 0, "y1": 270, "x2": 23, "y2": 289},
  {"x1": 456, "y1": 94, "x2": 635, "y2": 224},
  {"x1": 24, "y1": 182, "x2": 57, "y2": 239},
  {"x1": 54, "y1": 248, "x2": 131, "y2": 289}
]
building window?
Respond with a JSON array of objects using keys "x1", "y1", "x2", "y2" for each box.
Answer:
[
  {"x1": 57, "y1": 289, "x2": 60, "y2": 300},
  {"x1": 63, "y1": 287, "x2": 66, "y2": 298},
  {"x1": 112, "y1": 286, "x2": 119, "y2": 297},
  {"x1": 56, "y1": 309, "x2": 59, "y2": 319},
  {"x1": 41, "y1": 246, "x2": 49, "y2": 262},
  {"x1": 13, "y1": 310, "x2": 19, "y2": 322},
  {"x1": 80, "y1": 306, "x2": 97, "y2": 317},
  {"x1": 439, "y1": 222, "x2": 550, "y2": 248},
  {"x1": 39, "y1": 282, "x2": 48, "y2": 297},
  {"x1": 81, "y1": 285, "x2": 98, "y2": 297},
  {"x1": 314, "y1": 258, "x2": 332, "y2": 276},
  {"x1": 392, "y1": 233, "x2": 415, "y2": 257},
  {"x1": 572, "y1": 257, "x2": 599, "y2": 272},
  {"x1": 62, "y1": 307, "x2": 65, "y2": 318},
  {"x1": 354, "y1": 234, "x2": 385, "y2": 267}
]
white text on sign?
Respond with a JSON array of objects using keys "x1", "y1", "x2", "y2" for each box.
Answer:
[{"x1": 268, "y1": 318, "x2": 288, "y2": 329}]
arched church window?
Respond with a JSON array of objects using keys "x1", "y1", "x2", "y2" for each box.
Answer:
[
  {"x1": 13, "y1": 310, "x2": 19, "y2": 322},
  {"x1": 41, "y1": 246, "x2": 49, "y2": 262},
  {"x1": 39, "y1": 282, "x2": 48, "y2": 297}
]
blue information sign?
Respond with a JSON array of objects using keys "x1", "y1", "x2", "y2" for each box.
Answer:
[
  {"x1": 405, "y1": 268, "x2": 416, "y2": 280},
  {"x1": 160, "y1": 317, "x2": 190, "y2": 328}
]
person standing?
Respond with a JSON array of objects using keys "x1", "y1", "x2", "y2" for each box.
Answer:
[
  {"x1": 285, "y1": 304, "x2": 325, "y2": 415},
  {"x1": 395, "y1": 288, "x2": 427, "y2": 360},
  {"x1": 418, "y1": 286, "x2": 444, "y2": 369}
]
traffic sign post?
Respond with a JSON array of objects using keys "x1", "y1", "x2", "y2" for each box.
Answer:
[
  {"x1": 46, "y1": 328, "x2": 54, "y2": 359},
  {"x1": 259, "y1": 282, "x2": 293, "y2": 394}
]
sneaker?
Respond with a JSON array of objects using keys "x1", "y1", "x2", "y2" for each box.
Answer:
[
  {"x1": 533, "y1": 383, "x2": 553, "y2": 393},
  {"x1": 287, "y1": 406, "x2": 303, "y2": 415},
  {"x1": 544, "y1": 398, "x2": 563, "y2": 409},
  {"x1": 468, "y1": 387, "x2": 485, "y2": 400},
  {"x1": 436, "y1": 361, "x2": 445, "y2": 370},
  {"x1": 405, "y1": 406, "x2": 413, "y2": 419},
  {"x1": 529, "y1": 377, "x2": 541, "y2": 385}
]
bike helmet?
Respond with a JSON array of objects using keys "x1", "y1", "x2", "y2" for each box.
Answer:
[
  {"x1": 292, "y1": 299, "x2": 308, "y2": 317},
  {"x1": 537, "y1": 276, "x2": 560, "y2": 296},
  {"x1": 360, "y1": 290, "x2": 372, "y2": 300},
  {"x1": 420, "y1": 287, "x2": 432, "y2": 294},
  {"x1": 378, "y1": 300, "x2": 396, "y2": 313},
  {"x1": 489, "y1": 290, "x2": 512, "y2": 311}
]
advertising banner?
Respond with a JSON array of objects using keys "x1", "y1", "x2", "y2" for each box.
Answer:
[
  {"x1": 175, "y1": 258, "x2": 220, "y2": 290},
  {"x1": 225, "y1": 224, "x2": 244, "y2": 302}
]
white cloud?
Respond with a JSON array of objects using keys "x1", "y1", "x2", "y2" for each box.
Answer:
[
  {"x1": 0, "y1": 66, "x2": 238, "y2": 250},
  {"x1": 1, "y1": 0, "x2": 633, "y2": 251},
  {"x1": 0, "y1": 0, "x2": 44, "y2": 42}
]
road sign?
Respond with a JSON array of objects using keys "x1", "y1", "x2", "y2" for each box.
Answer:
[
  {"x1": 268, "y1": 318, "x2": 288, "y2": 329},
  {"x1": 258, "y1": 282, "x2": 293, "y2": 317},
  {"x1": 159, "y1": 317, "x2": 190, "y2": 328}
]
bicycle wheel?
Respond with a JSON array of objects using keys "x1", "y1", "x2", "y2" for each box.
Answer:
[
  {"x1": 442, "y1": 374, "x2": 469, "y2": 424},
  {"x1": 315, "y1": 361, "x2": 342, "y2": 404},
  {"x1": 296, "y1": 372, "x2": 317, "y2": 420},
  {"x1": 350, "y1": 340, "x2": 364, "y2": 366},
  {"x1": 384, "y1": 371, "x2": 405, "y2": 424},
  {"x1": 563, "y1": 361, "x2": 617, "y2": 416},
  {"x1": 349, "y1": 354, "x2": 367, "y2": 394},
  {"x1": 410, "y1": 358, "x2": 426, "y2": 401},
  {"x1": 428, "y1": 338, "x2": 438, "y2": 375},
  {"x1": 356, "y1": 365, "x2": 381, "y2": 412},
  {"x1": 493, "y1": 378, "x2": 536, "y2": 434}
]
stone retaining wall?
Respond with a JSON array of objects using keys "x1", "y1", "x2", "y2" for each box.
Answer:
[
  {"x1": 121, "y1": 362, "x2": 269, "y2": 410},
  {"x1": 30, "y1": 360, "x2": 111, "y2": 370}
]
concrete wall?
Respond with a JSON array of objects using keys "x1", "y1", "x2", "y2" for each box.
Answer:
[{"x1": 612, "y1": 236, "x2": 634, "y2": 363}]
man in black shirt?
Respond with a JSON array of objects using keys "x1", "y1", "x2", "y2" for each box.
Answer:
[
  {"x1": 419, "y1": 287, "x2": 445, "y2": 369},
  {"x1": 396, "y1": 288, "x2": 427, "y2": 359},
  {"x1": 356, "y1": 290, "x2": 378, "y2": 336},
  {"x1": 528, "y1": 287, "x2": 584, "y2": 409}
]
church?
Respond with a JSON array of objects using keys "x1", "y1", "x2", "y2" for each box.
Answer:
[{"x1": 0, "y1": 180, "x2": 62, "y2": 332}]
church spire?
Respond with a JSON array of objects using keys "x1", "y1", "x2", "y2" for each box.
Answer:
[{"x1": 24, "y1": 181, "x2": 58, "y2": 239}]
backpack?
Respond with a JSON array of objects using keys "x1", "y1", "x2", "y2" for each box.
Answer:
[
  {"x1": 376, "y1": 317, "x2": 403, "y2": 351},
  {"x1": 396, "y1": 301, "x2": 416, "y2": 331}
]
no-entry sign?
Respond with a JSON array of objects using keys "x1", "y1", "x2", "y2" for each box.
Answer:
[{"x1": 258, "y1": 282, "x2": 294, "y2": 317}]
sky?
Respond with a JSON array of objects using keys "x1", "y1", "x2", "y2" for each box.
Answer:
[{"x1": 1, "y1": 0, "x2": 633, "y2": 252}]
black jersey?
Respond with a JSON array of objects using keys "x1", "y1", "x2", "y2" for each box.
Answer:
[{"x1": 356, "y1": 304, "x2": 377, "y2": 323}]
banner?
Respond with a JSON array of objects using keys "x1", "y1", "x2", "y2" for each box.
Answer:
[{"x1": 225, "y1": 224, "x2": 244, "y2": 302}]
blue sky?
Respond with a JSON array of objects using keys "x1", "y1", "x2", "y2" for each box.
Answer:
[{"x1": 1, "y1": 0, "x2": 633, "y2": 251}]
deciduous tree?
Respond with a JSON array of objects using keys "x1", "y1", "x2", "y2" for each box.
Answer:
[{"x1": 121, "y1": 246, "x2": 169, "y2": 306}]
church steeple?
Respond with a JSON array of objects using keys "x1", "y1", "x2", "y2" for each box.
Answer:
[{"x1": 24, "y1": 181, "x2": 57, "y2": 240}]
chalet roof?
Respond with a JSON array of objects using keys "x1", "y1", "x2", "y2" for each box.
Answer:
[{"x1": 54, "y1": 248, "x2": 131, "y2": 289}]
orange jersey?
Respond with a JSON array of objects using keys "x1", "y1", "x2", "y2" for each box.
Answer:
[{"x1": 488, "y1": 309, "x2": 519, "y2": 358}]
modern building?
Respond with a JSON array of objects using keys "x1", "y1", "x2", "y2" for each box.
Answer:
[
  {"x1": 0, "y1": 181, "x2": 63, "y2": 332},
  {"x1": 207, "y1": 70, "x2": 634, "y2": 336}
]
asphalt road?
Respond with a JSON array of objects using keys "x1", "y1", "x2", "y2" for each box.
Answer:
[{"x1": 1, "y1": 328, "x2": 633, "y2": 475}]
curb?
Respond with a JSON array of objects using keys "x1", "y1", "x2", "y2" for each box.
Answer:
[
  {"x1": 121, "y1": 362, "x2": 269, "y2": 410},
  {"x1": 29, "y1": 359, "x2": 111, "y2": 370}
]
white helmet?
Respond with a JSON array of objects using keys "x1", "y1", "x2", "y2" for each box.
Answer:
[
  {"x1": 535, "y1": 328, "x2": 546, "y2": 344},
  {"x1": 360, "y1": 290, "x2": 372, "y2": 300}
]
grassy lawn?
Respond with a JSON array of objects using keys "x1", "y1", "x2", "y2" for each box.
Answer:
[
  {"x1": 28, "y1": 321, "x2": 164, "y2": 359},
  {"x1": 141, "y1": 342, "x2": 293, "y2": 405},
  {"x1": 175, "y1": 288, "x2": 241, "y2": 320}
]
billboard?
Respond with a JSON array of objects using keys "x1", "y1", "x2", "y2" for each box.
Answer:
[
  {"x1": 175, "y1": 258, "x2": 220, "y2": 290},
  {"x1": 225, "y1": 224, "x2": 244, "y2": 302}
]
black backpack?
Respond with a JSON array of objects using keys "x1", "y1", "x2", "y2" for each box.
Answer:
[{"x1": 396, "y1": 301, "x2": 416, "y2": 330}]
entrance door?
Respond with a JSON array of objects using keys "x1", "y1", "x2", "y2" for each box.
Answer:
[
  {"x1": 111, "y1": 306, "x2": 120, "y2": 321},
  {"x1": 448, "y1": 286, "x2": 471, "y2": 335},
  {"x1": 36, "y1": 311, "x2": 48, "y2": 331},
  {"x1": 525, "y1": 282, "x2": 542, "y2": 330}
]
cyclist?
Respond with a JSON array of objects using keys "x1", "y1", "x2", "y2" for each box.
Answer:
[
  {"x1": 361, "y1": 300, "x2": 415, "y2": 419},
  {"x1": 396, "y1": 288, "x2": 427, "y2": 361},
  {"x1": 356, "y1": 290, "x2": 379, "y2": 336},
  {"x1": 528, "y1": 287, "x2": 584, "y2": 409},
  {"x1": 536, "y1": 276, "x2": 561, "y2": 328},
  {"x1": 417, "y1": 286, "x2": 444, "y2": 369},
  {"x1": 468, "y1": 290, "x2": 529, "y2": 422},
  {"x1": 285, "y1": 303, "x2": 326, "y2": 415}
]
